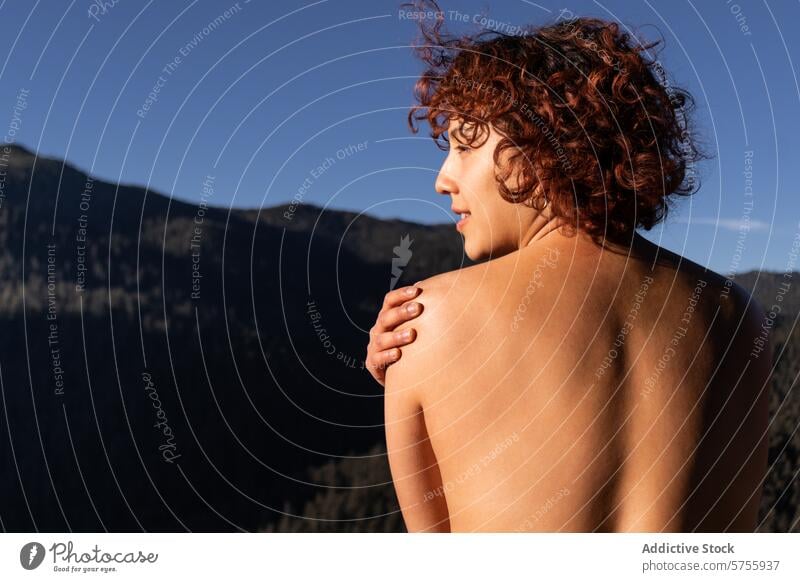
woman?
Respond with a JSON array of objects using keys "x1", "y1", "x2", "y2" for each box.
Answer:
[{"x1": 366, "y1": 3, "x2": 770, "y2": 532}]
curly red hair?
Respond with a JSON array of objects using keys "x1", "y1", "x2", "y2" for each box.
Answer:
[{"x1": 405, "y1": 0, "x2": 704, "y2": 245}]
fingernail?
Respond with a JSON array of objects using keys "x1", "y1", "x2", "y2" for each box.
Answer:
[
  {"x1": 400, "y1": 330, "x2": 412, "y2": 341},
  {"x1": 406, "y1": 302, "x2": 420, "y2": 314},
  {"x1": 406, "y1": 287, "x2": 417, "y2": 295}
]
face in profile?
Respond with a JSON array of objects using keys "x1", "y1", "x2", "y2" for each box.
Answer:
[{"x1": 435, "y1": 119, "x2": 544, "y2": 261}]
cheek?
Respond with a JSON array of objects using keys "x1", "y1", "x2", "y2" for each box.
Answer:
[
  {"x1": 470, "y1": 206, "x2": 506, "y2": 243},
  {"x1": 479, "y1": 202, "x2": 523, "y2": 243},
  {"x1": 469, "y1": 174, "x2": 501, "y2": 220}
]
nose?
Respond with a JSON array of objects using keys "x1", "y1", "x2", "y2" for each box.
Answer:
[{"x1": 434, "y1": 156, "x2": 458, "y2": 196}]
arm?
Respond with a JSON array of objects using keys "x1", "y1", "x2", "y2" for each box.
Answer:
[
  {"x1": 384, "y1": 282, "x2": 450, "y2": 532},
  {"x1": 384, "y1": 376, "x2": 450, "y2": 532}
]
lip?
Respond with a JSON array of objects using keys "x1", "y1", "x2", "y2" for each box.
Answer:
[{"x1": 456, "y1": 213, "x2": 470, "y2": 230}]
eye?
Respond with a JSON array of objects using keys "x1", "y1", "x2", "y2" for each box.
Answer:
[{"x1": 455, "y1": 145, "x2": 471, "y2": 154}]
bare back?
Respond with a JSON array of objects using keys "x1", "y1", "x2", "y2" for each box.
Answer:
[{"x1": 393, "y1": 232, "x2": 770, "y2": 532}]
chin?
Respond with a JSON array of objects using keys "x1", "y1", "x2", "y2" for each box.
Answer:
[
  {"x1": 463, "y1": 239, "x2": 491, "y2": 262},
  {"x1": 464, "y1": 235, "x2": 516, "y2": 261},
  {"x1": 464, "y1": 247, "x2": 482, "y2": 261}
]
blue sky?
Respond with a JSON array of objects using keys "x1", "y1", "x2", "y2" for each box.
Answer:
[{"x1": 0, "y1": 0, "x2": 798, "y2": 274}]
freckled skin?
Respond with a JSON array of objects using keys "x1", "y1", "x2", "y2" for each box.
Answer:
[{"x1": 383, "y1": 121, "x2": 770, "y2": 532}]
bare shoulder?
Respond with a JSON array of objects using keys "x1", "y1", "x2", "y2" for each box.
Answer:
[
  {"x1": 394, "y1": 262, "x2": 489, "y2": 338},
  {"x1": 630, "y1": 237, "x2": 766, "y2": 339},
  {"x1": 386, "y1": 264, "x2": 489, "y2": 395},
  {"x1": 672, "y1": 258, "x2": 767, "y2": 346}
]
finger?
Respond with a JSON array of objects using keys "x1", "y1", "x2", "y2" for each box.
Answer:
[
  {"x1": 378, "y1": 301, "x2": 423, "y2": 330},
  {"x1": 374, "y1": 328, "x2": 416, "y2": 351},
  {"x1": 367, "y1": 348, "x2": 400, "y2": 375},
  {"x1": 379, "y1": 348, "x2": 402, "y2": 370},
  {"x1": 382, "y1": 284, "x2": 421, "y2": 309}
]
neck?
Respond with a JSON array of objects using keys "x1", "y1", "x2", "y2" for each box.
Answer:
[{"x1": 519, "y1": 212, "x2": 572, "y2": 249}]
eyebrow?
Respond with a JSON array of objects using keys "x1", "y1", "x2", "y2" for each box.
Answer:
[{"x1": 449, "y1": 124, "x2": 467, "y2": 144}]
